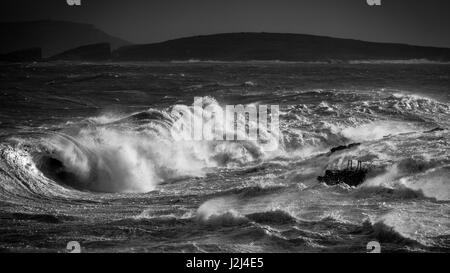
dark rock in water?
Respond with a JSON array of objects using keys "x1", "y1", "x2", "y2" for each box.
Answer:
[
  {"x1": 424, "y1": 127, "x2": 445, "y2": 133},
  {"x1": 318, "y1": 169, "x2": 368, "y2": 187},
  {"x1": 318, "y1": 160, "x2": 368, "y2": 187},
  {"x1": 0, "y1": 47, "x2": 41, "y2": 62},
  {"x1": 48, "y1": 43, "x2": 111, "y2": 61},
  {"x1": 329, "y1": 143, "x2": 361, "y2": 155}
]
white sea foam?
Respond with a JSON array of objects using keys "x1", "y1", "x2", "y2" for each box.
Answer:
[{"x1": 27, "y1": 97, "x2": 283, "y2": 193}]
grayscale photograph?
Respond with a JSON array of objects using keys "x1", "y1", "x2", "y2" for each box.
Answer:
[{"x1": 0, "y1": 0, "x2": 449, "y2": 257}]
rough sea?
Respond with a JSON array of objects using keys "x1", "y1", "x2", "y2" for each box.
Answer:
[{"x1": 0, "y1": 61, "x2": 449, "y2": 252}]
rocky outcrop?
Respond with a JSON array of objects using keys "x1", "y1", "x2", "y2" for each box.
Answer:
[
  {"x1": 318, "y1": 160, "x2": 368, "y2": 187},
  {"x1": 329, "y1": 143, "x2": 361, "y2": 155}
]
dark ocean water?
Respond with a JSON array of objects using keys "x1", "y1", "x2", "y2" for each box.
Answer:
[{"x1": 0, "y1": 61, "x2": 449, "y2": 252}]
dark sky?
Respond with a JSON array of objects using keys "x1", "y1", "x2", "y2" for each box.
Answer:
[{"x1": 1, "y1": 0, "x2": 450, "y2": 47}]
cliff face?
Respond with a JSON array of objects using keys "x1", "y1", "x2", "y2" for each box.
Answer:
[
  {"x1": 48, "y1": 43, "x2": 111, "y2": 61},
  {"x1": 0, "y1": 20, "x2": 129, "y2": 57},
  {"x1": 113, "y1": 33, "x2": 450, "y2": 62}
]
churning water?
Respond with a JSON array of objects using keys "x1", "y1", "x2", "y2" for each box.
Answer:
[{"x1": 0, "y1": 61, "x2": 449, "y2": 252}]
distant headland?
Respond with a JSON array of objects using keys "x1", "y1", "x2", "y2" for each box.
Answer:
[{"x1": 1, "y1": 20, "x2": 449, "y2": 63}]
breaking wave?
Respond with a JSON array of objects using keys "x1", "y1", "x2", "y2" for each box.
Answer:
[
  {"x1": 0, "y1": 92, "x2": 448, "y2": 203},
  {"x1": 0, "y1": 97, "x2": 282, "y2": 196},
  {"x1": 358, "y1": 157, "x2": 450, "y2": 201},
  {"x1": 196, "y1": 198, "x2": 298, "y2": 227}
]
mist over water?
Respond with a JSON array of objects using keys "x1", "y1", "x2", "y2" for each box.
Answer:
[{"x1": 0, "y1": 62, "x2": 449, "y2": 252}]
